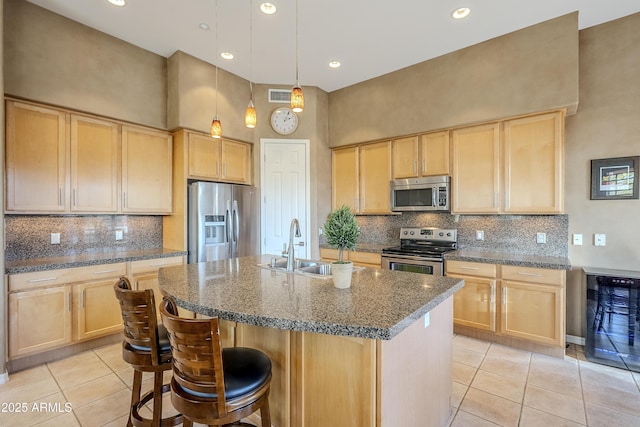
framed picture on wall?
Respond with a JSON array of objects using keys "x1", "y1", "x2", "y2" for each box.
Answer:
[{"x1": 590, "y1": 156, "x2": 639, "y2": 200}]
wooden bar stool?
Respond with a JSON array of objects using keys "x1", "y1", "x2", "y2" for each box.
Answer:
[
  {"x1": 113, "y1": 277, "x2": 182, "y2": 427},
  {"x1": 159, "y1": 296, "x2": 272, "y2": 427}
]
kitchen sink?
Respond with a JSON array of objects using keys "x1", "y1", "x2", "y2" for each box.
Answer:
[{"x1": 257, "y1": 258, "x2": 332, "y2": 278}]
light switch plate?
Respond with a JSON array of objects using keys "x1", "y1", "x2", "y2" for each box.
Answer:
[
  {"x1": 51, "y1": 233, "x2": 61, "y2": 245},
  {"x1": 115, "y1": 230, "x2": 123, "y2": 241},
  {"x1": 594, "y1": 234, "x2": 606, "y2": 246},
  {"x1": 475, "y1": 230, "x2": 484, "y2": 241},
  {"x1": 572, "y1": 234, "x2": 583, "y2": 245},
  {"x1": 536, "y1": 232, "x2": 547, "y2": 244}
]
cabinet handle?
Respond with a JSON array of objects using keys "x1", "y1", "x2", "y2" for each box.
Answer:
[
  {"x1": 122, "y1": 192, "x2": 126, "y2": 208},
  {"x1": 73, "y1": 189, "x2": 77, "y2": 207},
  {"x1": 93, "y1": 269, "x2": 117, "y2": 275},
  {"x1": 494, "y1": 192, "x2": 498, "y2": 208},
  {"x1": 216, "y1": 162, "x2": 219, "y2": 176},
  {"x1": 490, "y1": 286, "x2": 495, "y2": 303},
  {"x1": 422, "y1": 159, "x2": 425, "y2": 174},
  {"x1": 502, "y1": 287, "x2": 506, "y2": 304},
  {"x1": 81, "y1": 289, "x2": 85, "y2": 309},
  {"x1": 460, "y1": 266, "x2": 479, "y2": 270},
  {"x1": 517, "y1": 272, "x2": 541, "y2": 277},
  {"x1": 224, "y1": 162, "x2": 227, "y2": 176},
  {"x1": 28, "y1": 277, "x2": 58, "y2": 283},
  {"x1": 505, "y1": 192, "x2": 509, "y2": 209},
  {"x1": 413, "y1": 160, "x2": 417, "y2": 174},
  {"x1": 66, "y1": 291, "x2": 71, "y2": 312},
  {"x1": 59, "y1": 188, "x2": 63, "y2": 206}
]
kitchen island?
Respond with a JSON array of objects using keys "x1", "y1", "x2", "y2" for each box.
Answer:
[{"x1": 159, "y1": 255, "x2": 464, "y2": 427}]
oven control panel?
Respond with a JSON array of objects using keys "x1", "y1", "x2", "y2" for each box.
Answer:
[{"x1": 399, "y1": 227, "x2": 457, "y2": 243}]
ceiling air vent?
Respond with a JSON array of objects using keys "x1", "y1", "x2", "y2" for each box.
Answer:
[{"x1": 268, "y1": 89, "x2": 291, "y2": 103}]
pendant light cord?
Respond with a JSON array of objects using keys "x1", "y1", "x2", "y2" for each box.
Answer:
[
  {"x1": 215, "y1": 0, "x2": 219, "y2": 116},
  {"x1": 295, "y1": 0, "x2": 299, "y2": 85},
  {"x1": 249, "y1": 0, "x2": 253, "y2": 101}
]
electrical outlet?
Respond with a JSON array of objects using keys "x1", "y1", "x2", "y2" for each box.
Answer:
[
  {"x1": 573, "y1": 234, "x2": 583, "y2": 245},
  {"x1": 115, "y1": 230, "x2": 123, "y2": 241},
  {"x1": 594, "y1": 234, "x2": 606, "y2": 246},
  {"x1": 51, "y1": 233, "x2": 61, "y2": 245},
  {"x1": 536, "y1": 232, "x2": 547, "y2": 244},
  {"x1": 424, "y1": 312, "x2": 430, "y2": 328},
  {"x1": 475, "y1": 230, "x2": 484, "y2": 241}
]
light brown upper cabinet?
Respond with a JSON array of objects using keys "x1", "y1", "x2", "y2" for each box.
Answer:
[
  {"x1": 503, "y1": 111, "x2": 564, "y2": 214},
  {"x1": 187, "y1": 132, "x2": 252, "y2": 184},
  {"x1": 332, "y1": 141, "x2": 392, "y2": 214},
  {"x1": 451, "y1": 111, "x2": 564, "y2": 214},
  {"x1": 121, "y1": 125, "x2": 173, "y2": 214},
  {"x1": 451, "y1": 122, "x2": 501, "y2": 214},
  {"x1": 5, "y1": 101, "x2": 67, "y2": 212},
  {"x1": 392, "y1": 131, "x2": 450, "y2": 179},
  {"x1": 70, "y1": 115, "x2": 119, "y2": 212}
]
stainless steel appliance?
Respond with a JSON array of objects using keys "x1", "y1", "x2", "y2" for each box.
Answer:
[
  {"x1": 390, "y1": 176, "x2": 450, "y2": 212},
  {"x1": 188, "y1": 181, "x2": 259, "y2": 264},
  {"x1": 381, "y1": 227, "x2": 457, "y2": 276}
]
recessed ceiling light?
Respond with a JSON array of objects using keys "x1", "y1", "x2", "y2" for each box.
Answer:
[
  {"x1": 107, "y1": 0, "x2": 126, "y2": 6},
  {"x1": 220, "y1": 52, "x2": 234, "y2": 60},
  {"x1": 199, "y1": 23, "x2": 210, "y2": 31},
  {"x1": 451, "y1": 7, "x2": 470, "y2": 20},
  {"x1": 328, "y1": 61, "x2": 341, "y2": 69},
  {"x1": 260, "y1": 3, "x2": 276, "y2": 15}
]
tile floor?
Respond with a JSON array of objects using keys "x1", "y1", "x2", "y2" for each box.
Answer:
[{"x1": 0, "y1": 336, "x2": 639, "y2": 426}]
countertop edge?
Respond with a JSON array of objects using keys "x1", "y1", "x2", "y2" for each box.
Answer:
[{"x1": 5, "y1": 249, "x2": 187, "y2": 274}]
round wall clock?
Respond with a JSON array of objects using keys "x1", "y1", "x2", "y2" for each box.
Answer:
[{"x1": 270, "y1": 107, "x2": 299, "y2": 135}]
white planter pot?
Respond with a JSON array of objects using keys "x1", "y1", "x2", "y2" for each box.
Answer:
[{"x1": 331, "y1": 261, "x2": 354, "y2": 289}]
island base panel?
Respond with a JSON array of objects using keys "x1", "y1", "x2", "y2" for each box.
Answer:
[{"x1": 378, "y1": 296, "x2": 453, "y2": 427}]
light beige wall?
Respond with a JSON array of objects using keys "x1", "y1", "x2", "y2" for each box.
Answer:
[
  {"x1": 1, "y1": 0, "x2": 7, "y2": 379},
  {"x1": 3, "y1": 0, "x2": 167, "y2": 129},
  {"x1": 564, "y1": 12, "x2": 640, "y2": 337},
  {"x1": 328, "y1": 13, "x2": 579, "y2": 147}
]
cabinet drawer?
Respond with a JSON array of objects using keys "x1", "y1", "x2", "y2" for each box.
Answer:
[
  {"x1": 349, "y1": 251, "x2": 381, "y2": 267},
  {"x1": 501, "y1": 265, "x2": 565, "y2": 286},
  {"x1": 320, "y1": 248, "x2": 341, "y2": 261},
  {"x1": 130, "y1": 256, "x2": 184, "y2": 275},
  {"x1": 9, "y1": 262, "x2": 126, "y2": 292},
  {"x1": 445, "y1": 260, "x2": 497, "y2": 278}
]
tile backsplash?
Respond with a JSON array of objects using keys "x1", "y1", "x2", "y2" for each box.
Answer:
[
  {"x1": 347, "y1": 212, "x2": 568, "y2": 257},
  {"x1": 4, "y1": 215, "x2": 163, "y2": 260}
]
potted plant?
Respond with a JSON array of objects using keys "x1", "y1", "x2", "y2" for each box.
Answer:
[{"x1": 324, "y1": 205, "x2": 361, "y2": 288}]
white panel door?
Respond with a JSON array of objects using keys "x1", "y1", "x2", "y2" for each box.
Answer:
[{"x1": 261, "y1": 139, "x2": 310, "y2": 258}]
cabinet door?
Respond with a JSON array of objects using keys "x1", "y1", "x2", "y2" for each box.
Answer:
[
  {"x1": 451, "y1": 123, "x2": 501, "y2": 213},
  {"x1": 332, "y1": 147, "x2": 359, "y2": 211},
  {"x1": 294, "y1": 331, "x2": 375, "y2": 427},
  {"x1": 421, "y1": 131, "x2": 450, "y2": 176},
  {"x1": 449, "y1": 274, "x2": 497, "y2": 332},
  {"x1": 76, "y1": 280, "x2": 124, "y2": 341},
  {"x1": 504, "y1": 111, "x2": 564, "y2": 213},
  {"x1": 5, "y1": 101, "x2": 67, "y2": 212},
  {"x1": 221, "y1": 139, "x2": 251, "y2": 184},
  {"x1": 70, "y1": 115, "x2": 119, "y2": 212},
  {"x1": 359, "y1": 141, "x2": 392, "y2": 214},
  {"x1": 122, "y1": 126, "x2": 173, "y2": 213},
  {"x1": 9, "y1": 286, "x2": 72, "y2": 358},
  {"x1": 500, "y1": 281, "x2": 564, "y2": 346},
  {"x1": 188, "y1": 132, "x2": 222, "y2": 180},
  {"x1": 392, "y1": 136, "x2": 419, "y2": 179}
]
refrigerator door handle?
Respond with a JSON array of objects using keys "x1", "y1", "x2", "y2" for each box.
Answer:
[{"x1": 233, "y1": 200, "x2": 239, "y2": 243}]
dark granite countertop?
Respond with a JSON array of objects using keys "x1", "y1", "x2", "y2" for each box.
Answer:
[
  {"x1": 158, "y1": 255, "x2": 464, "y2": 340},
  {"x1": 5, "y1": 248, "x2": 187, "y2": 274},
  {"x1": 444, "y1": 249, "x2": 571, "y2": 270}
]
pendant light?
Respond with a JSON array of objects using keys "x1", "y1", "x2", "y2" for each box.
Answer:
[
  {"x1": 290, "y1": 0, "x2": 304, "y2": 112},
  {"x1": 245, "y1": 0, "x2": 257, "y2": 128},
  {"x1": 211, "y1": 0, "x2": 222, "y2": 138}
]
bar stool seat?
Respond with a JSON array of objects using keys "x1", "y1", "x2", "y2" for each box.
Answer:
[
  {"x1": 114, "y1": 277, "x2": 182, "y2": 427},
  {"x1": 159, "y1": 296, "x2": 272, "y2": 427}
]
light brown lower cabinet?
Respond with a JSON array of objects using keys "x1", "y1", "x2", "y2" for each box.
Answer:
[
  {"x1": 7, "y1": 257, "x2": 185, "y2": 360},
  {"x1": 446, "y1": 260, "x2": 566, "y2": 351},
  {"x1": 235, "y1": 297, "x2": 453, "y2": 427},
  {"x1": 319, "y1": 248, "x2": 382, "y2": 268}
]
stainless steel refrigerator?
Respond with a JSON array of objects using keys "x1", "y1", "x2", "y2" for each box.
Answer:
[{"x1": 188, "y1": 181, "x2": 260, "y2": 264}]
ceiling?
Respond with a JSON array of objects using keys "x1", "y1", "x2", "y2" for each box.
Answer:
[{"x1": 25, "y1": 0, "x2": 640, "y2": 93}]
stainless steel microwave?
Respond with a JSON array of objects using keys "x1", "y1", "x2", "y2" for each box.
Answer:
[{"x1": 390, "y1": 176, "x2": 450, "y2": 212}]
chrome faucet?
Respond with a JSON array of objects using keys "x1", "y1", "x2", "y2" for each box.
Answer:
[{"x1": 286, "y1": 218, "x2": 302, "y2": 271}]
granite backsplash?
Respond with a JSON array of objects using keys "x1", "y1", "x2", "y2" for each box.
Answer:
[
  {"x1": 323, "y1": 212, "x2": 568, "y2": 258},
  {"x1": 4, "y1": 215, "x2": 163, "y2": 261}
]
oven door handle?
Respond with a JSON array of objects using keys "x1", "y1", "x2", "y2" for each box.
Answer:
[{"x1": 381, "y1": 253, "x2": 442, "y2": 263}]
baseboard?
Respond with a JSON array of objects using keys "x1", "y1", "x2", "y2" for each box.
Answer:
[{"x1": 566, "y1": 334, "x2": 585, "y2": 346}]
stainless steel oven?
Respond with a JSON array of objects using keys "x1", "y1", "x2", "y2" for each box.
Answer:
[{"x1": 381, "y1": 227, "x2": 457, "y2": 276}]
